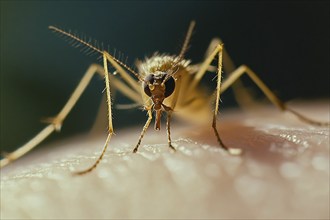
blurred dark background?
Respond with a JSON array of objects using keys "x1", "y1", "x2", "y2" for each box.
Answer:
[{"x1": 1, "y1": 1, "x2": 329, "y2": 152}]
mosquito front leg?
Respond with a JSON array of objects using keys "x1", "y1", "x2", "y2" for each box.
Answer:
[
  {"x1": 161, "y1": 104, "x2": 176, "y2": 151},
  {"x1": 166, "y1": 111, "x2": 175, "y2": 151},
  {"x1": 74, "y1": 53, "x2": 115, "y2": 175},
  {"x1": 221, "y1": 65, "x2": 330, "y2": 126},
  {"x1": 133, "y1": 107, "x2": 153, "y2": 153}
]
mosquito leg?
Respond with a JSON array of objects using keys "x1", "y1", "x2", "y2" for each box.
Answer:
[
  {"x1": 221, "y1": 65, "x2": 330, "y2": 126},
  {"x1": 103, "y1": 52, "x2": 141, "y2": 93},
  {"x1": 190, "y1": 44, "x2": 243, "y2": 155},
  {"x1": 189, "y1": 44, "x2": 222, "y2": 91},
  {"x1": 0, "y1": 125, "x2": 55, "y2": 167},
  {"x1": 211, "y1": 44, "x2": 228, "y2": 152},
  {"x1": 206, "y1": 38, "x2": 258, "y2": 109},
  {"x1": 163, "y1": 74, "x2": 183, "y2": 152},
  {"x1": 160, "y1": 105, "x2": 176, "y2": 152},
  {"x1": 74, "y1": 133, "x2": 112, "y2": 175},
  {"x1": 133, "y1": 107, "x2": 153, "y2": 153},
  {"x1": 59, "y1": 51, "x2": 144, "y2": 174},
  {"x1": 1, "y1": 48, "x2": 143, "y2": 170},
  {"x1": 166, "y1": 112, "x2": 175, "y2": 151},
  {"x1": 104, "y1": 51, "x2": 154, "y2": 154},
  {"x1": 91, "y1": 51, "x2": 144, "y2": 133},
  {"x1": 0, "y1": 64, "x2": 105, "y2": 168},
  {"x1": 74, "y1": 53, "x2": 115, "y2": 174},
  {"x1": 169, "y1": 74, "x2": 182, "y2": 110},
  {"x1": 213, "y1": 45, "x2": 243, "y2": 155},
  {"x1": 41, "y1": 64, "x2": 105, "y2": 128},
  {"x1": 2, "y1": 26, "x2": 145, "y2": 172},
  {"x1": 90, "y1": 66, "x2": 143, "y2": 134}
]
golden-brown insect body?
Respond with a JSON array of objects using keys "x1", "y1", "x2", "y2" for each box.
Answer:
[{"x1": 138, "y1": 54, "x2": 213, "y2": 125}]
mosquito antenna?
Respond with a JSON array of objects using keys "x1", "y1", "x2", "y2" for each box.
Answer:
[
  {"x1": 49, "y1": 26, "x2": 103, "y2": 54},
  {"x1": 178, "y1": 20, "x2": 195, "y2": 61},
  {"x1": 49, "y1": 26, "x2": 144, "y2": 82},
  {"x1": 162, "y1": 21, "x2": 195, "y2": 84}
]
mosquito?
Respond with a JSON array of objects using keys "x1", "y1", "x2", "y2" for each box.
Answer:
[{"x1": 1, "y1": 21, "x2": 328, "y2": 175}]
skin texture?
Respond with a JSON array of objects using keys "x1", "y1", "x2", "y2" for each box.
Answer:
[{"x1": 0, "y1": 101, "x2": 329, "y2": 219}]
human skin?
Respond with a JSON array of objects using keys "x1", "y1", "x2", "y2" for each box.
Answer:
[{"x1": 0, "y1": 101, "x2": 329, "y2": 219}]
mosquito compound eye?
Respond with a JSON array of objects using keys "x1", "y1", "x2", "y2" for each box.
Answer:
[
  {"x1": 143, "y1": 74, "x2": 154, "y2": 97},
  {"x1": 143, "y1": 74, "x2": 175, "y2": 97},
  {"x1": 164, "y1": 76, "x2": 175, "y2": 97}
]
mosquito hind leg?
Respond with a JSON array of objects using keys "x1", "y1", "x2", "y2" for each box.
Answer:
[
  {"x1": 0, "y1": 64, "x2": 106, "y2": 168},
  {"x1": 0, "y1": 125, "x2": 56, "y2": 167},
  {"x1": 221, "y1": 65, "x2": 329, "y2": 126}
]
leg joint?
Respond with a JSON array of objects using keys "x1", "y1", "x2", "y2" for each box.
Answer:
[{"x1": 41, "y1": 116, "x2": 63, "y2": 132}]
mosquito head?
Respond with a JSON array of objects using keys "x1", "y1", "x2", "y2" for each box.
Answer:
[
  {"x1": 143, "y1": 71, "x2": 175, "y2": 130},
  {"x1": 143, "y1": 72, "x2": 175, "y2": 109}
]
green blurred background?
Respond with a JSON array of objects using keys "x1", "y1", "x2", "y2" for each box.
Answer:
[{"x1": 1, "y1": 1, "x2": 329, "y2": 152}]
